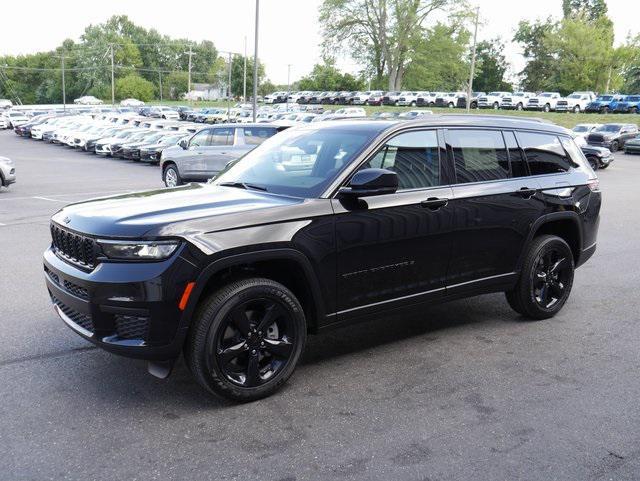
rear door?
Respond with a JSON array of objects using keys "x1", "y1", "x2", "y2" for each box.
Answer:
[
  {"x1": 445, "y1": 128, "x2": 546, "y2": 295},
  {"x1": 199, "y1": 127, "x2": 235, "y2": 178}
]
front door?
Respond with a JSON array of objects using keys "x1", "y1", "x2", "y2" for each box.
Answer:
[
  {"x1": 200, "y1": 127, "x2": 235, "y2": 178},
  {"x1": 181, "y1": 128, "x2": 212, "y2": 179},
  {"x1": 333, "y1": 129, "x2": 454, "y2": 319}
]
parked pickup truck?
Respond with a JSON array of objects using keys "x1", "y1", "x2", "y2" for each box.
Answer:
[
  {"x1": 382, "y1": 91, "x2": 402, "y2": 105},
  {"x1": 477, "y1": 92, "x2": 510, "y2": 109},
  {"x1": 525, "y1": 92, "x2": 563, "y2": 112},
  {"x1": 586, "y1": 123, "x2": 638, "y2": 152},
  {"x1": 500, "y1": 92, "x2": 535, "y2": 110},
  {"x1": 435, "y1": 92, "x2": 466, "y2": 108},
  {"x1": 585, "y1": 94, "x2": 625, "y2": 114},
  {"x1": 457, "y1": 92, "x2": 485, "y2": 109},
  {"x1": 416, "y1": 92, "x2": 438, "y2": 107},
  {"x1": 555, "y1": 91, "x2": 596, "y2": 113},
  {"x1": 396, "y1": 92, "x2": 420, "y2": 106},
  {"x1": 614, "y1": 95, "x2": 640, "y2": 114}
]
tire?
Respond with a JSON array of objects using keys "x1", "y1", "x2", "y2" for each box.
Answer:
[
  {"x1": 448, "y1": 102, "x2": 454, "y2": 109},
  {"x1": 505, "y1": 235, "x2": 575, "y2": 320},
  {"x1": 573, "y1": 105, "x2": 581, "y2": 113},
  {"x1": 631, "y1": 107, "x2": 638, "y2": 114},
  {"x1": 185, "y1": 278, "x2": 307, "y2": 402},
  {"x1": 471, "y1": 102, "x2": 477, "y2": 109},
  {"x1": 610, "y1": 140, "x2": 619, "y2": 152},
  {"x1": 599, "y1": 162, "x2": 609, "y2": 169},
  {"x1": 516, "y1": 103, "x2": 523, "y2": 111},
  {"x1": 163, "y1": 163, "x2": 182, "y2": 187},
  {"x1": 586, "y1": 155, "x2": 599, "y2": 171},
  {"x1": 543, "y1": 104, "x2": 550, "y2": 113},
  {"x1": 602, "y1": 106, "x2": 609, "y2": 114},
  {"x1": 493, "y1": 102, "x2": 499, "y2": 110}
]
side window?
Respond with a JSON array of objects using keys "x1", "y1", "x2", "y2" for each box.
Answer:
[
  {"x1": 189, "y1": 129, "x2": 211, "y2": 147},
  {"x1": 211, "y1": 128, "x2": 233, "y2": 146},
  {"x1": 447, "y1": 129, "x2": 509, "y2": 183},
  {"x1": 517, "y1": 131, "x2": 572, "y2": 175},
  {"x1": 503, "y1": 131, "x2": 528, "y2": 178},
  {"x1": 243, "y1": 127, "x2": 276, "y2": 145},
  {"x1": 362, "y1": 130, "x2": 440, "y2": 190}
]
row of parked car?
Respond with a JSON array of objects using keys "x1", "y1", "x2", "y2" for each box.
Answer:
[{"x1": 262, "y1": 90, "x2": 640, "y2": 114}]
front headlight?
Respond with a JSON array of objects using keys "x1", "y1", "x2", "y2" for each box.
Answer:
[{"x1": 98, "y1": 240, "x2": 179, "y2": 260}]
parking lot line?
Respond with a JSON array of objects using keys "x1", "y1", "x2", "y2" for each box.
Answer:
[{"x1": 32, "y1": 196, "x2": 68, "y2": 202}]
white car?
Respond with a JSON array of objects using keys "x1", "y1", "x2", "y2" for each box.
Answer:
[
  {"x1": 315, "y1": 107, "x2": 366, "y2": 121},
  {"x1": 350, "y1": 91, "x2": 372, "y2": 105},
  {"x1": 435, "y1": 92, "x2": 466, "y2": 108},
  {"x1": 399, "y1": 110, "x2": 433, "y2": 119},
  {"x1": 417, "y1": 92, "x2": 438, "y2": 107},
  {"x1": 0, "y1": 156, "x2": 16, "y2": 189},
  {"x1": 500, "y1": 92, "x2": 535, "y2": 110},
  {"x1": 477, "y1": 92, "x2": 511, "y2": 109},
  {"x1": 571, "y1": 123, "x2": 601, "y2": 145},
  {"x1": 74, "y1": 96, "x2": 104, "y2": 105},
  {"x1": 155, "y1": 106, "x2": 180, "y2": 120},
  {"x1": 264, "y1": 92, "x2": 286, "y2": 104},
  {"x1": 525, "y1": 92, "x2": 563, "y2": 112},
  {"x1": 2, "y1": 110, "x2": 30, "y2": 128},
  {"x1": 120, "y1": 98, "x2": 145, "y2": 107},
  {"x1": 555, "y1": 92, "x2": 596, "y2": 113},
  {"x1": 396, "y1": 92, "x2": 421, "y2": 107},
  {"x1": 0, "y1": 99, "x2": 13, "y2": 109}
]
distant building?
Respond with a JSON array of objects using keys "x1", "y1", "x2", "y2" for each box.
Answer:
[{"x1": 183, "y1": 83, "x2": 226, "y2": 101}]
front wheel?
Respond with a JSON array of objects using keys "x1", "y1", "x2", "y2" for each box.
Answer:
[
  {"x1": 163, "y1": 164, "x2": 182, "y2": 187},
  {"x1": 586, "y1": 155, "x2": 599, "y2": 170},
  {"x1": 493, "y1": 102, "x2": 499, "y2": 110},
  {"x1": 505, "y1": 235, "x2": 575, "y2": 320},
  {"x1": 610, "y1": 140, "x2": 619, "y2": 152},
  {"x1": 573, "y1": 105, "x2": 581, "y2": 113},
  {"x1": 516, "y1": 103, "x2": 523, "y2": 111},
  {"x1": 543, "y1": 104, "x2": 551, "y2": 112},
  {"x1": 185, "y1": 278, "x2": 307, "y2": 402}
]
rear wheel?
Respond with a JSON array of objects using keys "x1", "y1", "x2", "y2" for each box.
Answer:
[
  {"x1": 185, "y1": 278, "x2": 306, "y2": 402},
  {"x1": 516, "y1": 103, "x2": 523, "y2": 111},
  {"x1": 543, "y1": 104, "x2": 551, "y2": 112},
  {"x1": 602, "y1": 106, "x2": 609, "y2": 114},
  {"x1": 631, "y1": 107, "x2": 638, "y2": 114},
  {"x1": 610, "y1": 140, "x2": 619, "y2": 152},
  {"x1": 163, "y1": 164, "x2": 182, "y2": 187},
  {"x1": 505, "y1": 235, "x2": 574, "y2": 320},
  {"x1": 493, "y1": 102, "x2": 499, "y2": 110}
]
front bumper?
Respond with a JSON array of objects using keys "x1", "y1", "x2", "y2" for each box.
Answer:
[
  {"x1": 43, "y1": 246, "x2": 201, "y2": 361},
  {"x1": 1, "y1": 167, "x2": 16, "y2": 186}
]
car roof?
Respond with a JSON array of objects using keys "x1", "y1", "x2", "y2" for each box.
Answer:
[{"x1": 303, "y1": 115, "x2": 569, "y2": 135}]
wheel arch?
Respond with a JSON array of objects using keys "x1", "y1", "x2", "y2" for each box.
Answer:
[
  {"x1": 521, "y1": 213, "x2": 583, "y2": 270},
  {"x1": 183, "y1": 248, "x2": 327, "y2": 334}
]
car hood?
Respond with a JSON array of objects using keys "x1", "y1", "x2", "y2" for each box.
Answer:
[
  {"x1": 626, "y1": 137, "x2": 640, "y2": 145},
  {"x1": 51, "y1": 183, "x2": 305, "y2": 239},
  {"x1": 140, "y1": 142, "x2": 172, "y2": 150}
]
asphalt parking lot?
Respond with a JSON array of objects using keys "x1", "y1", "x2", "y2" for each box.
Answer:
[{"x1": 1, "y1": 128, "x2": 640, "y2": 481}]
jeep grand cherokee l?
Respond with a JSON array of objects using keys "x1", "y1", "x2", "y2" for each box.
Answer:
[{"x1": 44, "y1": 116, "x2": 601, "y2": 401}]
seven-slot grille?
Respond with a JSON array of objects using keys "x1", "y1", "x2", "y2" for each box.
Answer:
[{"x1": 50, "y1": 223, "x2": 98, "y2": 269}]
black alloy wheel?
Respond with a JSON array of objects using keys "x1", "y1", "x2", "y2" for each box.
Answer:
[
  {"x1": 505, "y1": 235, "x2": 574, "y2": 319},
  {"x1": 610, "y1": 140, "x2": 619, "y2": 152},
  {"x1": 586, "y1": 155, "x2": 599, "y2": 170},
  {"x1": 186, "y1": 278, "x2": 306, "y2": 401}
]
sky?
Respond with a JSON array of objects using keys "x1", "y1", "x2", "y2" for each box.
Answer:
[{"x1": 0, "y1": 0, "x2": 638, "y2": 85}]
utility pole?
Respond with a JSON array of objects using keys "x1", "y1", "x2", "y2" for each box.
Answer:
[
  {"x1": 184, "y1": 46, "x2": 195, "y2": 102},
  {"x1": 159, "y1": 69, "x2": 163, "y2": 103},
  {"x1": 110, "y1": 43, "x2": 115, "y2": 106},
  {"x1": 466, "y1": 6, "x2": 480, "y2": 113},
  {"x1": 243, "y1": 36, "x2": 247, "y2": 103},
  {"x1": 286, "y1": 64, "x2": 291, "y2": 112},
  {"x1": 227, "y1": 52, "x2": 232, "y2": 117},
  {"x1": 252, "y1": 0, "x2": 260, "y2": 122},
  {"x1": 60, "y1": 52, "x2": 68, "y2": 112}
]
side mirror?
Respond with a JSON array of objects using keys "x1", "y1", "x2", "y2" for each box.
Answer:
[
  {"x1": 338, "y1": 168, "x2": 398, "y2": 197},
  {"x1": 179, "y1": 138, "x2": 188, "y2": 149}
]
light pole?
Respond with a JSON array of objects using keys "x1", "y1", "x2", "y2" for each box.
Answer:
[
  {"x1": 252, "y1": 0, "x2": 260, "y2": 122},
  {"x1": 243, "y1": 36, "x2": 247, "y2": 103},
  {"x1": 466, "y1": 6, "x2": 480, "y2": 113},
  {"x1": 286, "y1": 64, "x2": 291, "y2": 112},
  {"x1": 110, "y1": 44, "x2": 115, "y2": 106},
  {"x1": 227, "y1": 52, "x2": 232, "y2": 117},
  {"x1": 184, "y1": 46, "x2": 195, "y2": 103}
]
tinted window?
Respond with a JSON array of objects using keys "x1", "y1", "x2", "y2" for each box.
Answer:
[
  {"x1": 503, "y1": 131, "x2": 528, "y2": 178},
  {"x1": 211, "y1": 128, "x2": 233, "y2": 146},
  {"x1": 517, "y1": 132, "x2": 572, "y2": 175},
  {"x1": 448, "y1": 129, "x2": 509, "y2": 183},
  {"x1": 189, "y1": 129, "x2": 211, "y2": 147},
  {"x1": 243, "y1": 127, "x2": 277, "y2": 145},
  {"x1": 363, "y1": 130, "x2": 440, "y2": 190},
  {"x1": 214, "y1": 126, "x2": 378, "y2": 198}
]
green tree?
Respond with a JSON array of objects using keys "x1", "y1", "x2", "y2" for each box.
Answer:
[
  {"x1": 297, "y1": 60, "x2": 365, "y2": 91},
  {"x1": 320, "y1": 0, "x2": 458, "y2": 90},
  {"x1": 562, "y1": 0, "x2": 608, "y2": 21},
  {"x1": 513, "y1": 18, "x2": 559, "y2": 91},
  {"x1": 229, "y1": 55, "x2": 266, "y2": 99},
  {"x1": 472, "y1": 38, "x2": 512, "y2": 92},
  {"x1": 403, "y1": 21, "x2": 470, "y2": 90},
  {"x1": 115, "y1": 74, "x2": 155, "y2": 101}
]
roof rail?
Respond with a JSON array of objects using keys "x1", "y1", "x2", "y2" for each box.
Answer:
[{"x1": 434, "y1": 113, "x2": 550, "y2": 124}]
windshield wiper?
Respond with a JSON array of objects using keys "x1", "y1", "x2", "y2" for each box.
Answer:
[{"x1": 218, "y1": 181, "x2": 268, "y2": 192}]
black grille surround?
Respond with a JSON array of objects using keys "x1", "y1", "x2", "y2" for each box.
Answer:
[{"x1": 50, "y1": 223, "x2": 99, "y2": 270}]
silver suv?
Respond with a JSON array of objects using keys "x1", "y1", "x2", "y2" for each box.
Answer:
[
  {"x1": 159, "y1": 123, "x2": 285, "y2": 187},
  {"x1": 0, "y1": 156, "x2": 16, "y2": 188}
]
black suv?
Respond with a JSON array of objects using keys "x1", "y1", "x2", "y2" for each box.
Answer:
[{"x1": 44, "y1": 116, "x2": 601, "y2": 401}]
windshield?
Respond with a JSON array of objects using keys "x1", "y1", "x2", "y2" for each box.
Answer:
[
  {"x1": 540, "y1": 93, "x2": 553, "y2": 97},
  {"x1": 572, "y1": 125, "x2": 589, "y2": 132},
  {"x1": 213, "y1": 126, "x2": 380, "y2": 198},
  {"x1": 595, "y1": 124, "x2": 622, "y2": 133},
  {"x1": 597, "y1": 96, "x2": 612, "y2": 101},
  {"x1": 628, "y1": 96, "x2": 640, "y2": 101}
]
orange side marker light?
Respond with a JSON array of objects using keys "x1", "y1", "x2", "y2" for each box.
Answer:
[{"x1": 178, "y1": 282, "x2": 196, "y2": 311}]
